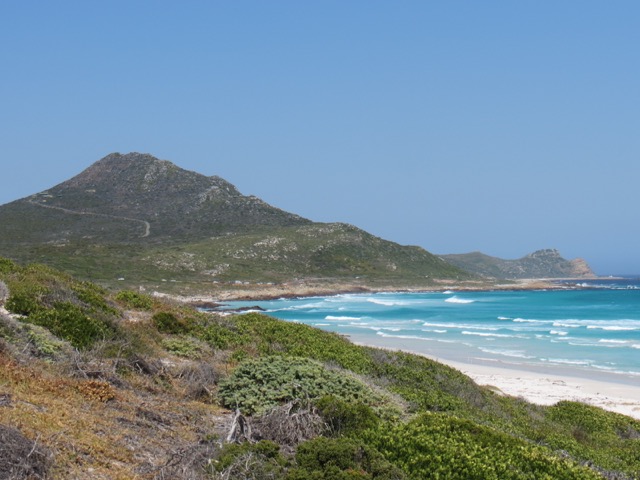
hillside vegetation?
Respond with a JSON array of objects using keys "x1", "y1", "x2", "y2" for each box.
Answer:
[
  {"x1": 440, "y1": 249, "x2": 595, "y2": 279},
  {"x1": 0, "y1": 257, "x2": 638, "y2": 479},
  {"x1": 0, "y1": 153, "x2": 473, "y2": 293}
]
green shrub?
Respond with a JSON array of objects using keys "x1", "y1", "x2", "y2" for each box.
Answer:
[
  {"x1": 161, "y1": 337, "x2": 203, "y2": 358},
  {"x1": 5, "y1": 284, "x2": 49, "y2": 315},
  {"x1": 288, "y1": 437, "x2": 405, "y2": 479},
  {"x1": 211, "y1": 440, "x2": 287, "y2": 478},
  {"x1": 196, "y1": 323, "x2": 241, "y2": 349},
  {"x1": 316, "y1": 395, "x2": 379, "y2": 436},
  {"x1": 114, "y1": 290, "x2": 153, "y2": 310},
  {"x1": 363, "y1": 413, "x2": 600, "y2": 480},
  {"x1": 0, "y1": 257, "x2": 18, "y2": 274},
  {"x1": 26, "y1": 302, "x2": 113, "y2": 349},
  {"x1": 72, "y1": 282, "x2": 117, "y2": 315},
  {"x1": 219, "y1": 356, "x2": 388, "y2": 415},
  {"x1": 541, "y1": 401, "x2": 640, "y2": 472},
  {"x1": 152, "y1": 311, "x2": 190, "y2": 334},
  {"x1": 25, "y1": 324, "x2": 69, "y2": 357},
  {"x1": 231, "y1": 313, "x2": 374, "y2": 373}
]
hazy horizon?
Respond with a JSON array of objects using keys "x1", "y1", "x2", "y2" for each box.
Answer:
[{"x1": 2, "y1": 2, "x2": 639, "y2": 274}]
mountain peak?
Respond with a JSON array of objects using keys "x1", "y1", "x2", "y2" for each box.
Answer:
[
  {"x1": 20, "y1": 152, "x2": 309, "y2": 241},
  {"x1": 58, "y1": 151, "x2": 239, "y2": 194},
  {"x1": 525, "y1": 249, "x2": 562, "y2": 260}
]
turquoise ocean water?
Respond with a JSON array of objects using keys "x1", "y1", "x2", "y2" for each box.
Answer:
[{"x1": 222, "y1": 278, "x2": 640, "y2": 383}]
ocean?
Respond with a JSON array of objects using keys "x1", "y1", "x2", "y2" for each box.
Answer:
[{"x1": 221, "y1": 277, "x2": 640, "y2": 384}]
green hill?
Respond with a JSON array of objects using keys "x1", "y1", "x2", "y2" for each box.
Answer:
[
  {"x1": 0, "y1": 258, "x2": 637, "y2": 479},
  {"x1": 0, "y1": 152, "x2": 471, "y2": 292},
  {"x1": 440, "y1": 249, "x2": 595, "y2": 279}
]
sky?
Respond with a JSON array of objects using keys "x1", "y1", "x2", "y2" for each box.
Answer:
[{"x1": 1, "y1": 1, "x2": 639, "y2": 275}]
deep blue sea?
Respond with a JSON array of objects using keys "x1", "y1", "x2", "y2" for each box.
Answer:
[{"x1": 222, "y1": 277, "x2": 640, "y2": 382}]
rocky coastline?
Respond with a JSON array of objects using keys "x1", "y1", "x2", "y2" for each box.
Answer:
[{"x1": 155, "y1": 276, "x2": 602, "y2": 305}]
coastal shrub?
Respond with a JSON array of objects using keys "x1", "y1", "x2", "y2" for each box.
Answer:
[
  {"x1": 115, "y1": 290, "x2": 153, "y2": 310},
  {"x1": 315, "y1": 395, "x2": 379, "y2": 436},
  {"x1": 363, "y1": 413, "x2": 600, "y2": 480},
  {"x1": 27, "y1": 302, "x2": 114, "y2": 349},
  {"x1": 153, "y1": 311, "x2": 190, "y2": 334},
  {"x1": 231, "y1": 313, "x2": 375, "y2": 373},
  {"x1": 541, "y1": 401, "x2": 640, "y2": 473},
  {"x1": 210, "y1": 440, "x2": 287, "y2": 479},
  {"x1": 196, "y1": 322, "x2": 242, "y2": 350},
  {"x1": 162, "y1": 336, "x2": 203, "y2": 358},
  {"x1": 0, "y1": 261, "x2": 121, "y2": 349},
  {"x1": 0, "y1": 315, "x2": 13, "y2": 341},
  {"x1": 5, "y1": 283, "x2": 49, "y2": 315},
  {"x1": 0, "y1": 257, "x2": 18, "y2": 274},
  {"x1": 72, "y1": 281, "x2": 118, "y2": 315},
  {"x1": 288, "y1": 437, "x2": 406, "y2": 480},
  {"x1": 363, "y1": 348, "x2": 490, "y2": 413},
  {"x1": 218, "y1": 356, "x2": 387, "y2": 415},
  {"x1": 25, "y1": 324, "x2": 69, "y2": 358}
]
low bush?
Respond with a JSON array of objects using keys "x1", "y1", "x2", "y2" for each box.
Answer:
[
  {"x1": 364, "y1": 413, "x2": 600, "y2": 480},
  {"x1": 1, "y1": 262, "x2": 120, "y2": 349},
  {"x1": 316, "y1": 395, "x2": 379, "y2": 436},
  {"x1": 28, "y1": 302, "x2": 113, "y2": 349},
  {"x1": 114, "y1": 290, "x2": 153, "y2": 310},
  {"x1": 162, "y1": 336, "x2": 203, "y2": 358},
  {"x1": 210, "y1": 440, "x2": 287, "y2": 479},
  {"x1": 5, "y1": 283, "x2": 48, "y2": 316},
  {"x1": 288, "y1": 436, "x2": 406, "y2": 479},
  {"x1": 152, "y1": 311, "x2": 194, "y2": 334},
  {"x1": 77, "y1": 379, "x2": 117, "y2": 402},
  {"x1": 0, "y1": 257, "x2": 18, "y2": 274},
  {"x1": 72, "y1": 281, "x2": 118, "y2": 315},
  {"x1": 25, "y1": 324, "x2": 70, "y2": 358},
  {"x1": 196, "y1": 322, "x2": 243, "y2": 350},
  {"x1": 218, "y1": 356, "x2": 388, "y2": 415},
  {"x1": 230, "y1": 313, "x2": 374, "y2": 373},
  {"x1": 174, "y1": 361, "x2": 219, "y2": 400}
]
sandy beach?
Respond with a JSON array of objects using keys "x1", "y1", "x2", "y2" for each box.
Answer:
[
  {"x1": 349, "y1": 335, "x2": 640, "y2": 420},
  {"x1": 181, "y1": 280, "x2": 640, "y2": 421},
  {"x1": 444, "y1": 358, "x2": 640, "y2": 420}
]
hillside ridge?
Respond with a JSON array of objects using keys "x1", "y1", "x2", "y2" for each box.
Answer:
[
  {"x1": 440, "y1": 248, "x2": 595, "y2": 279},
  {"x1": 23, "y1": 152, "x2": 310, "y2": 241},
  {"x1": 0, "y1": 152, "x2": 472, "y2": 291}
]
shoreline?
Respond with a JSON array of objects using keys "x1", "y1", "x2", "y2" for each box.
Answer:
[
  {"x1": 164, "y1": 277, "x2": 597, "y2": 305},
  {"x1": 168, "y1": 277, "x2": 640, "y2": 420},
  {"x1": 348, "y1": 334, "x2": 640, "y2": 420}
]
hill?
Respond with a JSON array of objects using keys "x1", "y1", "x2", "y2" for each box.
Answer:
[
  {"x1": 0, "y1": 153, "x2": 472, "y2": 293},
  {"x1": 0, "y1": 258, "x2": 637, "y2": 478},
  {"x1": 440, "y1": 249, "x2": 595, "y2": 279}
]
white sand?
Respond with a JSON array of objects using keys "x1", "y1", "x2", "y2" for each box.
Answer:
[
  {"x1": 351, "y1": 337, "x2": 640, "y2": 420},
  {"x1": 443, "y1": 359, "x2": 640, "y2": 420}
]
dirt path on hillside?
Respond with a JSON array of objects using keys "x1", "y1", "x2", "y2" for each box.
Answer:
[{"x1": 26, "y1": 200, "x2": 151, "y2": 237}]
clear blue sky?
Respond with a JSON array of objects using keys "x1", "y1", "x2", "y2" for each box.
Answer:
[{"x1": 1, "y1": 1, "x2": 639, "y2": 274}]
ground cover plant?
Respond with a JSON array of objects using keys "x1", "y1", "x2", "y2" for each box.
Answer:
[{"x1": 0, "y1": 257, "x2": 639, "y2": 479}]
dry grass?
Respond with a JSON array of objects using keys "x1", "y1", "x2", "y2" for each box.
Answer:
[{"x1": 0, "y1": 353, "x2": 231, "y2": 479}]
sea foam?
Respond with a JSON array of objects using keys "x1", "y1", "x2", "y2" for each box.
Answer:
[{"x1": 445, "y1": 296, "x2": 475, "y2": 304}]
